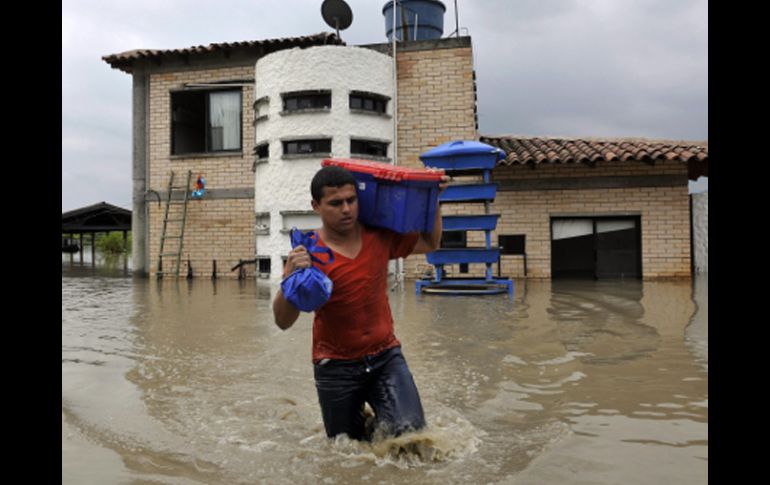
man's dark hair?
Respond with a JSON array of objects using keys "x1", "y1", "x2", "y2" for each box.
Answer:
[{"x1": 311, "y1": 166, "x2": 357, "y2": 202}]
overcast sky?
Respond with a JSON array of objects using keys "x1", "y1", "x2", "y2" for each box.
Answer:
[{"x1": 62, "y1": 0, "x2": 708, "y2": 212}]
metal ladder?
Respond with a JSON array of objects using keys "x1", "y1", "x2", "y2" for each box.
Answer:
[{"x1": 156, "y1": 170, "x2": 192, "y2": 278}]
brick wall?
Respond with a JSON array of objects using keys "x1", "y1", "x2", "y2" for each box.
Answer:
[
  {"x1": 147, "y1": 66, "x2": 256, "y2": 278},
  {"x1": 394, "y1": 43, "x2": 478, "y2": 278},
  {"x1": 148, "y1": 198, "x2": 256, "y2": 278},
  {"x1": 452, "y1": 159, "x2": 693, "y2": 280},
  {"x1": 395, "y1": 45, "x2": 477, "y2": 169},
  {"x1": 390, "y1": 41, "x2": 692, "y2": 281}
]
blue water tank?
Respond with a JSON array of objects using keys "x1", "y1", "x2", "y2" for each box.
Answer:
[{"x1": 383, "y1": 0, "x2": 446, "y2": 41}]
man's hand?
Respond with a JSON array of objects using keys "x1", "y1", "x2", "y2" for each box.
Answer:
[
  {"x1": 411, "y1": 171, "x2": 448, "y2": 255},
  {"x1": 284, "y1": 245, "x2": 311, "y2": 278},
  {"x1": 426, "y1": 168, "x2": 449, "y2": 193},
  {"x1": 438, "y1": 174, "x2": 449, "y2": 193}
]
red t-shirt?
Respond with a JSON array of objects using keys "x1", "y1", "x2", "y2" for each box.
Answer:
[{"x1": 311, "y1": 225, "x2": 419, "y2": 362}]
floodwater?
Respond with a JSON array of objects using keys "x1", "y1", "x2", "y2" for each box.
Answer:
[{"x1": 63, "y1": 256, "x2": 707, "y2": 484}]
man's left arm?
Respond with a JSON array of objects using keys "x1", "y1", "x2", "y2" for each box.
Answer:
[{"x1": 412, "y1": 175, "x2": 449, "y2": 255}]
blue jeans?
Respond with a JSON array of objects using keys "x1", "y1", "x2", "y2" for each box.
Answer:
[{"x1": 313, "y1": 346, "x2": 426, "y2": 441}]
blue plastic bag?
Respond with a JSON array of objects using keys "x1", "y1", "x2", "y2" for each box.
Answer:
[{"x1": 281, "y1": 228, "x2": 334, "y2": 312}]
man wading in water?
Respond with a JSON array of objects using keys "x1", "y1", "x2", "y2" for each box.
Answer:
[{"x1": 272, "y1": 165, "x2": 447, "y2": 441}]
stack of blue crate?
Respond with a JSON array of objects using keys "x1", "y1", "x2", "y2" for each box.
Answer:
[{"x1": 416, "y1": 140, "x2": 514, "y2": 296}]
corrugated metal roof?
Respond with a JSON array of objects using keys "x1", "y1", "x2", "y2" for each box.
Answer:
[
  {"x1": 103, "y1": 32, "x2": 344, "y2": 73},
  {"x1": 481, "y1": 136, "x2": 708, "y2": 180}
]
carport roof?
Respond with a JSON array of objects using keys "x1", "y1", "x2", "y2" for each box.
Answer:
[{"x1": 62, "y1": 202, "x2": 131, "y2": 233}]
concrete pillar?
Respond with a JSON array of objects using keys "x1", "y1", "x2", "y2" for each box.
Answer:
[{"x1": 132, "y1": 66, "x2": 150, "y2": 277}]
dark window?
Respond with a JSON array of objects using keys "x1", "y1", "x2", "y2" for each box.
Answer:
[
  {"x1": 257, "y1": 257, "x2": 271, "y2": 275},
  {"x1": 551, "y1": 217, "x2": 641, "y2": 279},
  {"x1": 499, "y1": 235, "x2": 526, "y2": 255},
  {"x1": 349, "y1": 92, "x2": 388, "y2": 114},
  {"x1": 282, "y1": 91, "x2": 331, "y2": 111},
  {"x1": 255, "y1": 143, "x2": 269, "y2": 159},
  {"x1": 441, "y1": 231, "x2": 466, "y2": 248},
  {"x1": 283, "y1": 139, "x2": 332, "y2": 156},
  {"x1": 171, "y1": 89, "x2": 242, "y2": 155},
  {"x1": 351, "y1": 139, "x2": 388, "y2": 158}
]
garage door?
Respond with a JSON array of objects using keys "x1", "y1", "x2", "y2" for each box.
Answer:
[{"x1": 551, "y1": 217, "x2": 641, "y2": 279}]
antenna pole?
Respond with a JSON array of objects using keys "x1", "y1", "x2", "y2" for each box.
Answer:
[{"x1": 455, "y1": 0, "x2": 459, "y2": 37}]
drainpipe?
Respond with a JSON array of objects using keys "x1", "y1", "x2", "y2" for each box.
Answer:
[
  {"x1": 392, "y1": 0, "x2": 405, "y2": 291},
  {"x1": 132, "y1": 65, "x2": 150, "y2": 277}
]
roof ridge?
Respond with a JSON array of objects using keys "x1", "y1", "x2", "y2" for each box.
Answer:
[
  {"x1": 103, "y1": 32, "x2": 344, "y2": 73},
  {"x1": 482, "y1": 134, "x2": 707, "y2": 145}
]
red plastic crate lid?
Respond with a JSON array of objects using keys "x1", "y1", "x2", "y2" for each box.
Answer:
[{"x1": 322, "y1": 158, "x2": 444, "y2": 182}]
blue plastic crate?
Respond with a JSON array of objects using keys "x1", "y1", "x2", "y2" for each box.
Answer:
[
  {"x1": 440, "y1": 183, "x2": 497, "y2": 203},
  {"x1": 443, "y1": 214, "x2": 500, "y2": 231},
  {"x1": 420, "y1": 140, "x2": 505, "y2": 173},
  {"x1": 322, "y1": 159, "x2": 444, "y2": 233},
  {"x1": 427, "y1": 247, "x2": 501, "y2": 264},
  {"x1": 354, "y1": 173, "x2": 441, "y2": 233}
]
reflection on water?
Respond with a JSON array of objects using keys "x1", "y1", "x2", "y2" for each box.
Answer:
[
  {"x1": 63, "y1": 263, "x2": 707, "y2": 485},
  {"x1": 62, "y1": 249, "x2": 131, "y2": 278}
]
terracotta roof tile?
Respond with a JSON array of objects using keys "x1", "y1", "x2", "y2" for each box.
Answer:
[
  {"x1": 103, "y1": 32, "x2": 344, "y2": 73},
  {"x1": 480, "y1": 136, "x2": 708, "y2": 180}
]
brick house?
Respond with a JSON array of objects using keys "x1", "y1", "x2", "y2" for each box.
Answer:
[
  {"x1": 103, "y1": 33, "x2": 345, "y2": 278},
  {"x1": 103, "y1": 33, "x2": 478, "y2": 279},
  {"x1": 104, "y1": 32, "x2": 706, "y2": 280},
  {"x1": 458, "y1": 137, "x2": 707, "y2": 279}
]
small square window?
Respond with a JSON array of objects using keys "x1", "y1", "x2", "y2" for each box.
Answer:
[
  {"x1": 499, "y1": 235, "x2": 526, "y2": 255},
  {"x1": 255, "y1": 143, "x2": 269, "y2": 159}
]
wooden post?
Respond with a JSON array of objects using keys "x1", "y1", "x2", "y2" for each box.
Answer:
[
  {"x1": 123, "y1": 231, "x2": 129, "y2": 274},
  {"x1": 79, "y1": 233, "x2": 84, "y2": 263},
  {"x1": 91, "y1": 232, "x2": 96, "y2": 267}
]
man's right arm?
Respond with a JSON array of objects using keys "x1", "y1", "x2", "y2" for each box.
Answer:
[{"x1": 271, "y1": 245, "x2": 311, "y2": 330}]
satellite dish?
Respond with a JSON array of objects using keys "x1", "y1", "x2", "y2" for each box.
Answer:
[{"x1": 321, "y1": 0, "x2": 353, "y2": 39}]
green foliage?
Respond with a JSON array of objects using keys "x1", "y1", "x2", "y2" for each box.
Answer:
[
  {"x1": 96, "y1": 232, "x2": 132, "y2": 254},
  {"x1": 61, "y1": 232, "x2": 132, "y2": 254}
]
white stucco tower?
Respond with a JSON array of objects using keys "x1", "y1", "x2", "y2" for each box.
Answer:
[{"x1": 254, "y1": 45, "x2": 394, "y2": 279}]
